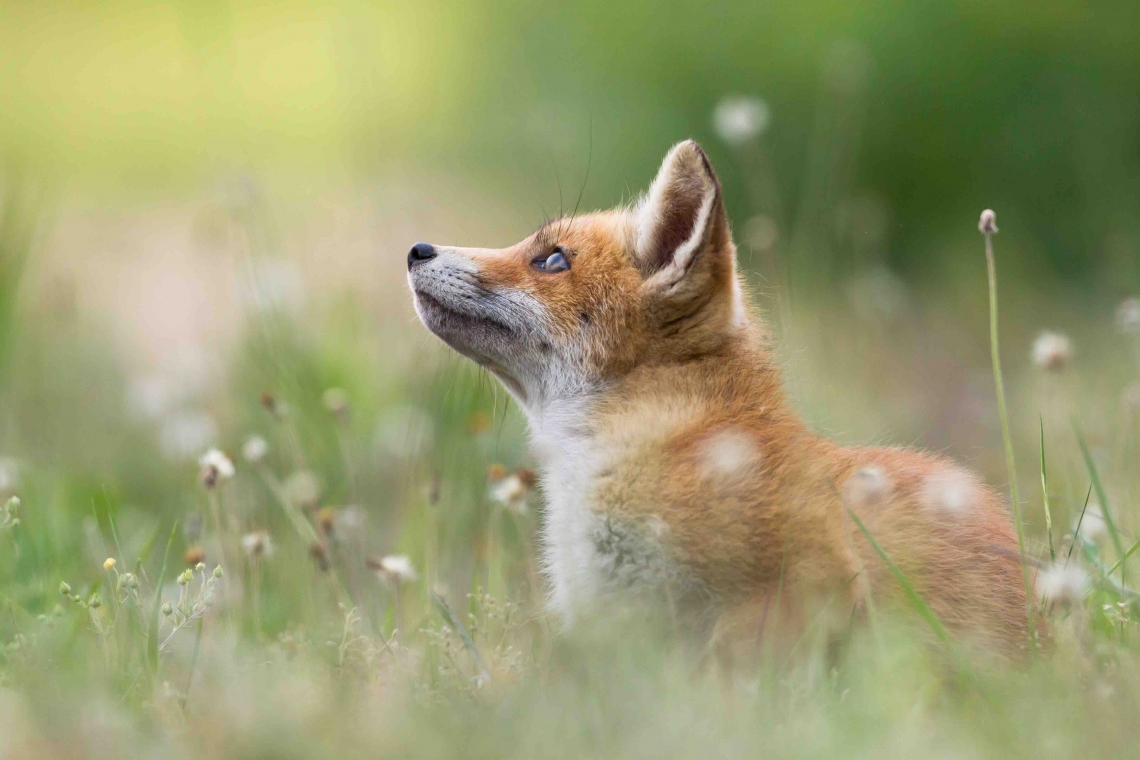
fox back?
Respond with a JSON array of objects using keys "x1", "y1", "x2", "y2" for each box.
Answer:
[{"x1": 407, "y1": 140, "x2": 1034, "y2": 658}]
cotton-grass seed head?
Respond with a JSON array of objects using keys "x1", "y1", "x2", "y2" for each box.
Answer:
[
  {"x1": 241, "y1": 530, "x2": 274, "y2": 559},
  {"x1": 1036, "y1": 563, "x2": 1090, "y2": 607},
  {"x1": 488, "y1": 466, "x2": 536, "y2": 515},
  {"x1": 978, "y1": 209, "x2": 998, "y2": 235},
  {"x1": 367, "y1": 554, "x2": 418, "y2": 584},
  {"x1": 284, "y1": 470, "x2": 321, "y2": 510},
  {"x1": 1032, "y1": 331, "x2": 1073, "y2": 372},
  {"x1": 242, "y1": 435, "x2": 268, "y2": 464},
  {"x1": 199, "y1": 448, "x2": 235, "y2": 489},
  {"x1": 712, "y1": 96, "x2": 771, "y2": 147},
  {"x1": 0, "y1": 457, "x2": 19, "y2": 493},
  {"x1": 1116, "y1": 297, "x2": 1140, "y2": 335}
]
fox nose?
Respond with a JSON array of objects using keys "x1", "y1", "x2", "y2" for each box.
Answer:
[{"x1": 407, "y1": 242, "x2": 437, "y2": 268}]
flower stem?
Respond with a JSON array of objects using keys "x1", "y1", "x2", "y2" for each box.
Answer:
[{"x1": 984, "y1": 228, "x2": 1036, "y2": 652}]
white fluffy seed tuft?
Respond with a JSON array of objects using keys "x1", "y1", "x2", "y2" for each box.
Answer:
[
  {"x1": 697, "y1": 429, "x2": 760, "y2": 478},
  {"x1": 1031, "y1": 331, "x2": 1073, "y2": 372},
  {"x1": 1035, "y1": 564, "x2": 1089, "y2": 606},
  {"x1": 844, "y1": 466, "x2": 891, "y2": 510},
  {"x1": 921, "y1": 471, "x2": 973, "y2": 515}
]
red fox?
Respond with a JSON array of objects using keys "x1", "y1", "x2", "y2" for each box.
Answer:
[{"x1": 407, "y1": 140, "x2": 1034, "y2": 658}]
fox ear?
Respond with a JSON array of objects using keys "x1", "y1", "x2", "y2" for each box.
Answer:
[{"x1": 634, "y1": 140, "x2": 729, "y2": 281}]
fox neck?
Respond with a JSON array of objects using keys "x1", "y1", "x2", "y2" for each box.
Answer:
[{"x1": 525, "y1": 324, "x2": 787, "y2": 471}]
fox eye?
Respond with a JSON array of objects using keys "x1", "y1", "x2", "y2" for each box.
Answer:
[{"x1": 534, "y1": 247, "x2": 571, "y2": 273}]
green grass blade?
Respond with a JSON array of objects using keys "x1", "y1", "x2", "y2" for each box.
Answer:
[
  {"x1": 1040, "y1": 416, "x2": 1055, "y2": 562},
  {"x1": 1073, "y1": 420, "x2": 1126, "y2": 575},
  {"x1": 431, "y1": 591, "x2": 490, "y2": 678},
  {"x1": 847, "y1": 509, "x2": 950, "y2": 645},
  {"x1": 1106, "y1": 538, "x2": 1140, "y2": 577},
  {"x1": 147, "y1": 521, "x2": 179, "y2": 673},
  {"x1": 181, "y1": 618, "x2": 204, "y2": 711},
  {"x1": 1066, "y1": 485, "x2": 1093, "y2": 565}
]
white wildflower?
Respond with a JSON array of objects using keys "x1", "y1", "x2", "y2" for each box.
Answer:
[
  {"x1": 240, "y1": 530, "x2": 274, "y2": 559},
  {"x1": 488, "y1": 467, "x2": 536, "y2": 515},
  {"x1": 712, "y1": 96, "x2": 770, "y2": 147},
  {"x1": 1036, "y1": 564, "x2": 1089, "y2": 606},
  {"x1": 370, "y1": 554, "x2": 417, "y2": 584},
  {"x1": 198, "y1": 448, "x2": 235, "y2": 489},
  {"x1": 1116, "y1": 297, "x2": 1140, "y2": 335},
  {"x1": 697, "y1": 429, "x2": 759, "y2": 478},
  {"x1": 242, "y1": 435, "x2": 268, "y2": 464},
  {"x1": 334, "y1": 505, "x2": 366, "y2": 534},
  {"x1": 284, "y1": 470, "x2": 322, "y2": 508},
  {"x1": 978, "y1": 209, "x2": 998, "y2": 235},
  {"x1": 0, "y1": 458, "x2": 19, "y2": 494},
  {"x1": 1031, "y1": 331, "x2": 1072, "y2": 372}
]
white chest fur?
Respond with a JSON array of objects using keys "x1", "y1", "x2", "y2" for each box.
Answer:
[{"x1": 528, "y1": 399, "x2": 686, "y2": 625}]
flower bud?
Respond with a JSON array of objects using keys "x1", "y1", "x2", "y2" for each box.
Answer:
[
  {"x1": 59, "y1": 581, "x2": 71, "y2": 595},
  {"x1": 103, "y1": 558, "x2": 116, "y2": 570},
  {"x1": 161, "y1": 602, "x2": 174, "y2": 616},
  {"x1": 178, "y1": 569, "x2": 194, "y2": 585},
  {"x1": 89, "y1": 593, "x2": 102, "y2": 609},
  {"x1": 195, "y1": 562, "x2": 206, "y2": 572},
  {"x1": 978, "y1": 209, "x2": 998, "y2": 235},
  {"x1": 213, "y1": 565, "x2": 224, "y2": 579}
]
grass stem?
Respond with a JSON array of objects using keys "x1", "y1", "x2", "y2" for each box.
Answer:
[{"x1": 982, "y1": 216, "x2": 1036, "y2": 652}]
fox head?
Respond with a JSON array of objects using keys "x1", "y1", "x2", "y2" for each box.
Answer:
[{"x1": 407, "y1": 140, "x2": 751, "y2": 413}]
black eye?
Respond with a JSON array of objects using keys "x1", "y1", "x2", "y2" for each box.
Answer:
[{"x1": 534, "y1": 248, "x2": 571, "y2": 273}]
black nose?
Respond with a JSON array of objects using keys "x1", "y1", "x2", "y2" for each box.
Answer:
[{"x1": 407, "y1": 242, "x2": 437, "y2": 268}]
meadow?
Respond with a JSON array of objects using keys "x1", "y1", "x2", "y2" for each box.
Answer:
[
  {"x1": 4, "y1": 3, "x2": 1140, "y2": 756},
  {"x1": 4, "y1": 142, "x2": 1140, "y2": 757}
]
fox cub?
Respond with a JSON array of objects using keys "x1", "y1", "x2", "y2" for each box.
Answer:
[{"x1": 407, "y1": 140, "x2": 1033, "y2": 657}]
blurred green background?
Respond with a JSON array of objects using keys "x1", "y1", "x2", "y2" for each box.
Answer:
[
  {"x1": 4, "y1": 0, "x2": 1140, "y2": 538},
  {"x1": 3, "y1": 0, "x2": 1140, "y2": 282}
]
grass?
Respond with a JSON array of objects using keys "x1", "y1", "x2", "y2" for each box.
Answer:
[
  {"x1": 4, "y1": 143, "x2": 1140, "y2": 760},
  {"x1": 981, "y1": 214, "x2": 1036, "y2": 652}
]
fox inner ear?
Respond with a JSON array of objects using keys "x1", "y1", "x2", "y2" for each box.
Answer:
[{"x1": 634, "y1": 140, "x2": 728, "y2": 281}]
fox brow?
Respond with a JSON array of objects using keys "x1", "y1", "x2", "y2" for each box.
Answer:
[{"x1": 532, "y1": 217, "x2": 576, "y2": 257}]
